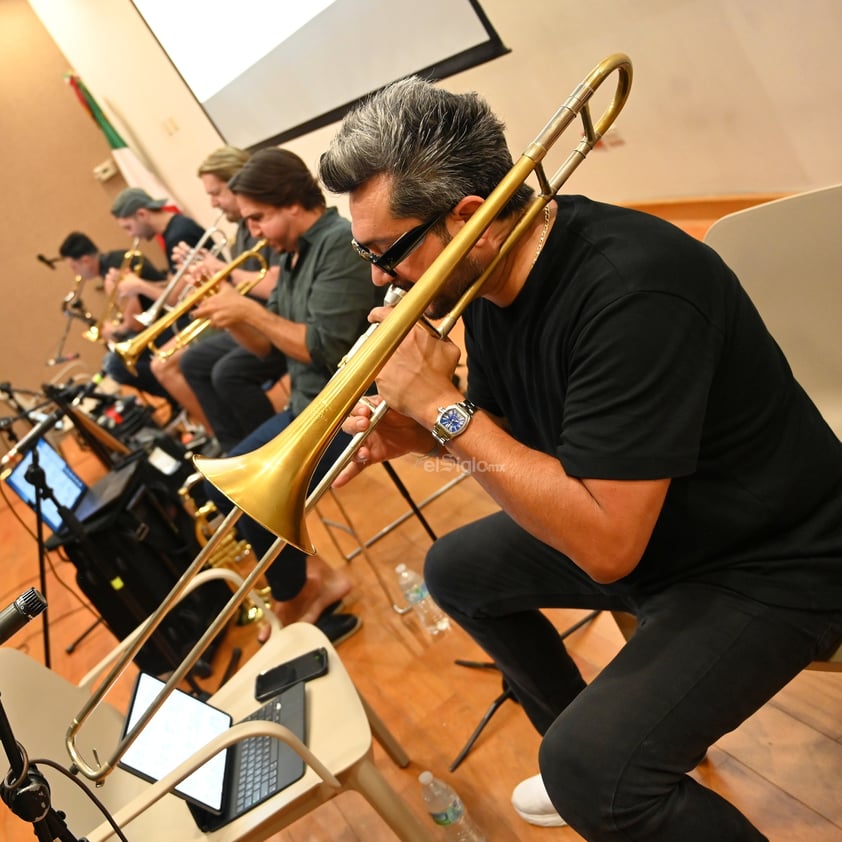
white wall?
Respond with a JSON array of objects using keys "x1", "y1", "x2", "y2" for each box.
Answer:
[{"x1": 28, "y1": 0, "x2": 842, "y2": 226}]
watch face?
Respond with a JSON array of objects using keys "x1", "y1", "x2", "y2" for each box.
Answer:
[{"x1": 440, "y1": 407, "x2": 467, "y2": 434}]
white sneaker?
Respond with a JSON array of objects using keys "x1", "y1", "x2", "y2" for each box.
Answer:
[{"x1": 511, "y1": 773, "x2": 568, "y2": 827}]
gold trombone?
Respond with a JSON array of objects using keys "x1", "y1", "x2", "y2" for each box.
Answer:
[
  {"x1": 109, "y1": 239, "x2": 268, "y2": 375},
  {"x1": 134, "y1": 210, "x2": 229, "y2": 327},
  {"x1": 64, "y1": 54, "x2": 632, "y2": 784},
  {"x1": 82, "y1": 238, "x2": 144, "y2": 344}
]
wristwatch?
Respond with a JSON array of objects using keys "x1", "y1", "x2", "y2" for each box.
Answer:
[{"x1": 432, "y1": 399, "x2": 477, "y2": 446}]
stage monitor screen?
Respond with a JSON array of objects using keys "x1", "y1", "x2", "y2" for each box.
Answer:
[{"x1": 131, "y1": 0, "x2": 508, "y2": 149}]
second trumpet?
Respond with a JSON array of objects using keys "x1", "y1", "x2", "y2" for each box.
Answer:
[{"x1": 111, "y1": 239, "x2": 268, "y2": 375}]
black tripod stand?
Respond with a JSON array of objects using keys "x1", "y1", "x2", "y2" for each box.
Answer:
[
  {"x1": 0, "y1": 422, "x2": 64, "y2": 669},
  {"x1": 449, "y1": 609, "x2": 601, "y2": 771},
  {"x1": 0, "y1": 589, "x2": 84, "y2": 841},
  {"x1": 0, "y1": 630, "x2": 129, "y2": 841}
]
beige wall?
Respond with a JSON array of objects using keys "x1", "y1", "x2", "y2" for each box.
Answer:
[{"x1": 3, "y1": 0, "x2": 842, "y2": 394}]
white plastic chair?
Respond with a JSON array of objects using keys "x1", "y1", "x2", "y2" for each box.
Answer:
[
  {"x1": 0, "y1": 571, "x2": 427, "y2": 841},
  {"x1": 703, "y1": 183, "x2": 842, "y2": 436}
]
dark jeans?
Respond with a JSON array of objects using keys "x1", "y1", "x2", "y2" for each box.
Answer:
[
  {"x1": 103, "y1": 345, "x2": 173, "y2": 401},
  {"x1": 205, "y1": 408, "x2": 352, "y2": 601},
  {"x1": 180, "y1": 333, "x2": 287, "y2": 451},
  {"x1": 425, "y1": 511, "x2": 842, "y2": 842},
  {"x1": 103, "y1": 324, "x2": 181, "y2": 406}
]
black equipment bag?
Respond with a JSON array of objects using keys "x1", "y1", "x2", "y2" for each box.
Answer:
[{"x1": 54, "y1": 458, "x2": 230, "y2": 676}]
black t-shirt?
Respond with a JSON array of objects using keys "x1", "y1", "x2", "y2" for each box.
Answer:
[
  {"x1": 464, "y1": 195, "x2": 842, "y2": 610},
  {"x1": 99, "y1": 251, "x2": 166, "y2": 281},
  {"x1": 162, "y1": 214, "x2": 206, "y2": 272}
]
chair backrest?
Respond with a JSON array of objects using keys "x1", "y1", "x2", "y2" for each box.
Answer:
[{"x1": 703, "y1": 184, "x2": 842, "y2": 437}]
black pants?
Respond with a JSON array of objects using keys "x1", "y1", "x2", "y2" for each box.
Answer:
[
  {"x1": 425, "y1": 511, "x2": 842, "y2": 841},
  {"x1": 102, "y1": 345, "x2": 174, "y2": 402},
  {"x1": 205, "y1": 408, "x2": 352, "y2": 600},
  {"x1": 180, "y1": 333, "x2": 287, "y2": 451}
]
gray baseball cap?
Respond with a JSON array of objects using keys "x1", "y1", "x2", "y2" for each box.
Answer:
[{"x1": 111, "y1": 187, "x2": 167, "y2": 217}]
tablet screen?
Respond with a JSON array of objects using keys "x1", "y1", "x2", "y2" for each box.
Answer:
[{"x1": 119, "y1": 672, "x2": 231, "y2": 813}]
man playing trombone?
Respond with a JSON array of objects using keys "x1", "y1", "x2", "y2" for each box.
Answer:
[{"x1": 318, "y1": 77, "x2": 842, "y2": 839}]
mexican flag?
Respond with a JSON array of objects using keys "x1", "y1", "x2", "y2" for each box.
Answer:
[{"x1": 65, "y1": 73, "x2": 180, "y2": 214}]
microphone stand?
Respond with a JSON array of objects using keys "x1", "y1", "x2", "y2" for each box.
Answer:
[
  {"x1": 0, "y1": 686, "x2": 87, "y2": 840},
  {"x1": 23, "y1": 444, "x2": 52, "y2": 669}
]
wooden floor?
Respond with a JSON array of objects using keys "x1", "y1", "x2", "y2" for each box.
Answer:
[
  {"x1": 1, "y1": 429, "x2": 840, "y2": 841},
  {"x1": 1, "y1": 199, "x2": 840, "y2": 840}
]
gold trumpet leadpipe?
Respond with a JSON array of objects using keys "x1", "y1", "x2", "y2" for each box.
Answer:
[
  {"x1": 195, "y1": 53, "x2": 632, "y2": 552},
  {"x1": 110, "y1": 239, "x2": 267, "y2": 375},
  {"x1": 153, "y1": 255, "x2": 269, "y2": 362},
  {"x1": 135, "y1": 210, "x2": 229, "y2": 327}
]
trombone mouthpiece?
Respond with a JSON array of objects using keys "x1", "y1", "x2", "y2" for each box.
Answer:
[{"x1": 384, "y1": 285, "x2": 405, "y2": 306}]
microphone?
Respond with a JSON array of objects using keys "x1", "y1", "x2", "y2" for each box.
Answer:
[
  {"x1": 0, "y1": 588, "x2": 47, "y2": 646},
  {"x1": 37, "y1": 254, "x2": 59, "y2": 270},
  {"x1": 70, "y1": 371, "x2": 105, "y2": 405},
  {"x1": 47, "y1": 353, "x2": 81, "y2": 366},
  {"x1": 0, "y1": 408, "x2": 64, "y2": 466}
]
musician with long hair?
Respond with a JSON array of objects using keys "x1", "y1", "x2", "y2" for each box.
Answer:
[
  {"x1": 150, "y1": 146, "x2": 284, "y2": 441},
  {"x1": 318, "y1": 77, "x2": 842, "y2": 839},
  {"x1": 198, "y1": 147, "x2": 382, "y2": 645}
]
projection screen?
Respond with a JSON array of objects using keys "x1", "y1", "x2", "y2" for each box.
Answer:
[{"x1": 131, "y1": 0, "x2": 508, "y2": 149}]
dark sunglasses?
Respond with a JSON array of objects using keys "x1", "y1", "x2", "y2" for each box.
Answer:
[{"x1": 351, "y1": 214, "x2": 442, "y2": 277}]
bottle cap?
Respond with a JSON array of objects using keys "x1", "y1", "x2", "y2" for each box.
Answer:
[
  {"x1": 395, "y1": 563, "x2": 407, "y2": 573},
  {"x1": 418, "y1": 771, "x2": 433, "y2": 785}
]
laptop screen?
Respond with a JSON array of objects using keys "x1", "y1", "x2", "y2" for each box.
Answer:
[
  {"x1": 120, "y1": 672, "x2": 232, "y2": 813},
  {"x1": 3, "y1": 438, "x2": 86, "y2": 533}
]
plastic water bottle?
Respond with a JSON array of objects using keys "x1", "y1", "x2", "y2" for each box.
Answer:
[
  {"x1": 395, "y1": 563, "x2": 450, "y2": 635},
  {"x1": 419, "y1": 771, "x2": 486, "y2": 841}
]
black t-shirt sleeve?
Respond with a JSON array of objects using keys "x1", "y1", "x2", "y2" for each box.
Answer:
[{"x1": 558, "y1": 291, "x2": 722, "y2": 480}]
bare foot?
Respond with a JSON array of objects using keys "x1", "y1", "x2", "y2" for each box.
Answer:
[{"x1": 272, "y1": 556, "x2": 352, "y2": 626}]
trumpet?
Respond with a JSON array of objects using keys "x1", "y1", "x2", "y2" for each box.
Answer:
[
  {"x1": 135, "y1": 210, "x2": 229, "y2": 327},
  {"x1": 83, "y1": 238, "x2": 144, "y2": 344},
  {"x1": 64, "y1": 54, "x2": 632, "y2": 783},
  {"x1": 110, "y1": 239, "x2": 268, "y2": 375},
  {"x1": 178, "y1": 472, "x2": 269, "y2": 625},
  {"x1": 61, "y1": 276, "x2": 95, "y2": 326}
]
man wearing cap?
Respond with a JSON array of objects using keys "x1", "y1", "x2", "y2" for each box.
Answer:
[
  {"x1": 110, "y1": 187, "x2": 205, "y2": 309},
  {"x1": 102, "y1": 187, "x2": 206, "y2": 407}
]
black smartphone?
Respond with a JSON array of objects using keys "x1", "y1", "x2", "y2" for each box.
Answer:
[{"x1": 254, "y1": 646, "x2": 329, "y2": 702}]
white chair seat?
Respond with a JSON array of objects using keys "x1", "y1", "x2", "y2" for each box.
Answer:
[{"x1": 0, "y1": 614, "x2": 425, "y2": 840}]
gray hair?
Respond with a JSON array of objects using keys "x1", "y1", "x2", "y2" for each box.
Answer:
[{"x1": 319, "y1": 76, "x2": 533, "y2": 220}]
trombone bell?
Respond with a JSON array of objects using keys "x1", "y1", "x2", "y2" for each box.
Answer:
[{"x1": 195, "y1": 436, "x2": 316, "y2": 554}]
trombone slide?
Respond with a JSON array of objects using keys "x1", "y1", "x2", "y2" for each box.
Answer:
[{"x1": 62, "y1": 53, "x2": 632, "y2": 785}]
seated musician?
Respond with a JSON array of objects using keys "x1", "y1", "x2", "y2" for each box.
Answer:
[
  {"x1": 150, "y1": 146, "x2": 283, "y2": 447},
  {"x1": 197, "y1": 148, "x2": 382, "y2": 646},
  {"x1": 318, "y1": 77, "x2": 842, "y2": 837},
  {"x1": 58, "y1": 230, "x2": 166, "y2": 292},
  {"x1": 99, "y1": 188, "x2": 208, "y2": 411}
]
